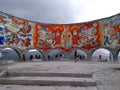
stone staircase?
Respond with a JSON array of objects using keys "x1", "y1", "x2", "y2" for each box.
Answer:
[{"x1": 0, "y1": 71, "x2": 98, "y2": 87}]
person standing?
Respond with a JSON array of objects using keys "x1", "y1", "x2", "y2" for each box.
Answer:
[
  {"x1": 82, "y1": 55, "x2": 85, "y2": 60},
  {"x1": 109, "y1": 53, "x2": 112, "y2": 62},
  {"x1": 79, "y1": 55, "x2": 82, "y2": 60},
  {"x1": 74, "y1": 50, "x2": 78, "y2": 62},
  {"x1": 22, "y1": 54, "x2": 25, "y2": 62},
  {"x1": 35, "y1": 55, "x2": 38, "y2": 59},
  {"x1": 48, "y1": 55, "x2": 50, "y2": 60},
  {"x1": 30, "y1": 55, "x2": 33, "y2": 61},
  {"x1": 99, "y1": 54, "x2": 102, "y2": 61},
  {"x1": 38, "y1": 55, "x2": 41, "y2": 59}
]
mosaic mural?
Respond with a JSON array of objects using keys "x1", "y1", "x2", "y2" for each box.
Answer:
[
  {"x1": 33, "y1": 22, "x2": 101, "y2": 51},
  {"x1": 99, "y1": 15, "x2": 120, "y2": 48},
  {"x1": 0, "y1": 11, "x2": 120, "y2": 51}
]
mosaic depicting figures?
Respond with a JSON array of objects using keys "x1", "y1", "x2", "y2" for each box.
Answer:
[
  {"x1": 99, "y1": 15, "x2": 120, "y2": 48},
  {"x1": 0, "y1": 11, "x2": 120, "y2": 51},
  {"x1": 33, "y1": 24, "x2": 55, "y2": 50},
  {"x1": 0, "y1": 12, "x2": 33, "y2": 49},
  {"x1": 33, "y1": 22, "x2": 101, "y2": 51},
  {"x1": 77, "y1": 22, "x2": 101, "y2": 49}
]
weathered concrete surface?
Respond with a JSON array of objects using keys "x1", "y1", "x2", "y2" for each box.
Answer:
[
  {"x1": 7, "y1": 61, "x2": 120, "y2": 74},
  {"x1": 93, "y1": 68, "x2": 120, "y2": 90},
  {"x1": 0, "y1": 61, "x2": 120, "y2": 90},
  {"x1": 7, "y1": 72, "x2": 92, "y2": 77},
  {"x1": 0, "y1": 70, "x2": 7, "y2": 77},
  {"x1": 0, "y1": 76, "x2": 96, "y2": 87},
  {"x1": 0, "y1": 85, "x2": 97, "y2": 90},
  {"x1": 0, "y1": 60, "x2": 8, "y2": 71}
]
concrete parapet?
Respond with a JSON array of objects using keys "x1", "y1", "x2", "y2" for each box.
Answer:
[
  {"x1": 7, "y1": 72, "x2": 92, "y2": 78},
  {"x1": 0, "y1": 76, "x2": 97, "y2": 87}
]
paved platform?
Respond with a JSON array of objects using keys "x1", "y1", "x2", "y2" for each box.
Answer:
[
  {"x1": 7, "y1": 61, "x2": 120, "y2": 73},
  {"x1": 0, "y1": 76, "x2": 96, "y2": 87},
  {"x1": 0, "y1": 61, "x2": 120, "y2": 90},
  {"x1": 0, "y1": 85, "x2": 98, "y2": 90}
]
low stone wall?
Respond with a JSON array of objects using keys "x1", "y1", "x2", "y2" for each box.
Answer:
[{"x1": 0, "y1": 60, "x2": 14, "y2": 65}]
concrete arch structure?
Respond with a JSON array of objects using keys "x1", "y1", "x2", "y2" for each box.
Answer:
[
  {"x1": 89, "y1": 47, "x2": 114, "y2": 62},
  {"x1": 114, "y1": 46, "x2": 120, "y2": 62},
  {"x1": 23, "y1": 48, "x2": 45, "y2": 61},
  {"x1": 0, "y1": 47, "x2": 20, "y2": 61},
  {"x1": 68, "y1": 48, "x2": 88, "y2": 60},
  {"x1": 46, "y1": 49, "x2": 67, "y2": 60},
  {"x1": 0, "y1": 11, "x2": 120, "y2": 62},
  {"x1": 0, "y1": 46, "x2": 119, "y2": 62}
]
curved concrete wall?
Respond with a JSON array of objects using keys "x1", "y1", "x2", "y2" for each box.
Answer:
[{"x1": 0, "y1": 11, "x2": 120, "y2": 61}]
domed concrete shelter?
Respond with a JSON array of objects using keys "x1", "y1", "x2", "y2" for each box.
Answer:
[
  {"x1": 46, "y1": 49, "x2": 66, "y2": 61},
  {"x1": 89, "y1": 47, "x2": 116, "y2": 62},
  {"x1": 90, "y1": 48, "x2": 113, "y2": 62},
  {"x1": 68, "y1": 48, "x2": 88, "y2": 61},
  {"x1": 0, "y1": 47, "x2": 20, "y2": 61},
  {"x1": 23, "y1": 48, "x2": 45, "y2": 61},
  {"x1": 0, "y1": 46, "x2": 120, "y2": 62}
]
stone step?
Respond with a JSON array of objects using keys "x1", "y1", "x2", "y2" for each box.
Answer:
[
  {"x1": 0, "y1": 76, "x2": 96, "y2": 87},
  {"x1": 0, "y1": 85, "x2": 98, "y2": 90},
  {"x1": 0, "y1": 70, "x2": 7, "y2": 77},
  {"x1": 0, "y1": 60, "x2": 14, "y2": 65},
  {"x1": 7, "y1": 72, "x2": 92, "y2": 78}
]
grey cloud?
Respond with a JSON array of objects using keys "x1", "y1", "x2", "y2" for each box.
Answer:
[
  {"x1": 0, "y1": 0, "x2": 120, "y2": 24},
  {"x1": 0, "y1": 0, "x2": 85, "y2": 24}
]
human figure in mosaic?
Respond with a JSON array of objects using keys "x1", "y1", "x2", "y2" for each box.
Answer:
[
  {"x1": 78, "y1": 27, "x2": 88, "y2": 47},
  {"x1": 37, "y1": 25, "x2": 46, "y2": 41},
  {"x1": 55, "y1": 30, "x2": 61, "y2": 47},
  {"x1": 72, "y1": 29, "x2": 79, "y2": 47},
  {"x1": 61, "y1": 26, "x2": 72, "y2": 48},
  {"x1": 37, "y1": 25, "x2": 48, "y2": 47},
  {"x1": 87, "y1": 26, "x2": 98, "y2": 46},
  {"x1": 4, "y1": 17, "x2": 20, "y2": 33},
  {"x1": 46, "y1": 31, "x2": 55, "y2": 48},
  {"x1": 103, "y1": 27, "x2": 112, "y2": 46}
]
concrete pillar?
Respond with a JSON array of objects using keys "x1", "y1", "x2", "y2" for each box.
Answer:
[
  {"x1": 20, "y1": 50, "x2": 25, "y2": 62},
  {"x1": 113, "y1": 49, "x2": 120, "y2": 62},
  {"x1": 42, "y1": 51, "x2": 47, "y2": 61},
  {"x1": 87, "y1": 53, "x2": 91, "y2": 61}
]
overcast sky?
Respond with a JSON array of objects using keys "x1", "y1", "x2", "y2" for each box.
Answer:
[{"x1": 0, "y1": 0, "x2": 120, "y2": 24}]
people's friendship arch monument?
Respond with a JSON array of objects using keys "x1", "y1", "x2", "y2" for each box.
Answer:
[{"x1": 0, "y1": 11, "x2": 120, "y2": 61}]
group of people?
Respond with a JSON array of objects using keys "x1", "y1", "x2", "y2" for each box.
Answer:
[
  {"x1": 74, "y1": 50, "x2": 85, "y2": 62},
  {"x1": 48, "y1": 53, "x2": 64, "y2": 60},
  {"x1": 22, "y1": 51, "x2": 86, "y2": 62},
  {"x1": 22, "y1": 54, "x2": 41, "y2": 61}
]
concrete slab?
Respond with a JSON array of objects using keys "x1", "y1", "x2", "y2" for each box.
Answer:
[
  {"x1": 1, "y1": 61, "x2": 120, "y2": 89},
  {"x1": 0, "y1": 85, "x2": 97, "y2": 90},
  {"x1": 0, "y1": 76, "x2": 96, "y2": 87},
  {"x1": 7, "y1": 72, "x2": 92, "y2": 78},
  {"x1": 1, "y1": 76, "x2": 95, "y2": 82},
  {"x1": 97, "y1": 85, "x2": 120, "y2": 90},
  {"x1": 7, "y1": 61, "x2": 120, "y2": 74},
  {"x1": 0, "y1": 70, "x2": 7, "y2": 77}
]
